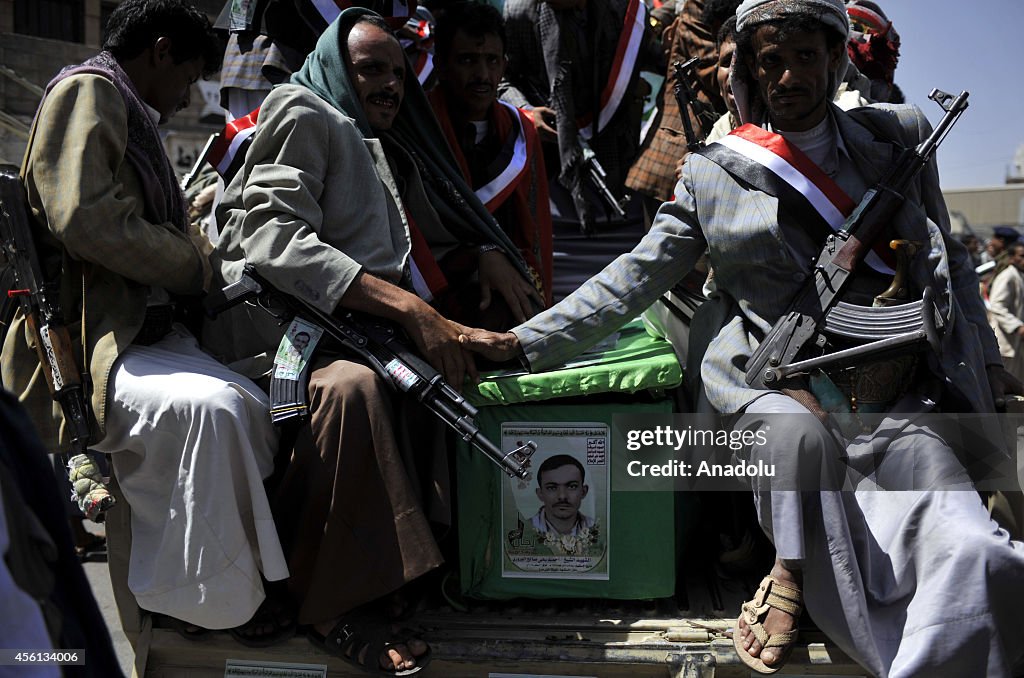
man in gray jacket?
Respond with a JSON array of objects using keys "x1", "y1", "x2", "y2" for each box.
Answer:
[{"x1": 463, "y1": 0, "x2": 1024, "y2": 675}]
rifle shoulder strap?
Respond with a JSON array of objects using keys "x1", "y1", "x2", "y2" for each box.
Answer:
[{"x1": 844, "y1": 106, "x2": 912, "y2": 155}]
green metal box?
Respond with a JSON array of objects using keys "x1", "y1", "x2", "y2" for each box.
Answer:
[{"x1": 457, "y1": 321, "x2": 684, "y2": 599}]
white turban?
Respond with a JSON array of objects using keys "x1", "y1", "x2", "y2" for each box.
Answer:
[{"x1": 731, "y1": 0, "x2": 853, "y2": 125}]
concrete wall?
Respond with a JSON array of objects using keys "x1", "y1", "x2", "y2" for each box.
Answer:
[
  {"x1": 0, "y1": 0, "x2": 224, "y2": 169},
  {"x1": 944, "y1": 185, "x2": 1024, "y2": 233}
]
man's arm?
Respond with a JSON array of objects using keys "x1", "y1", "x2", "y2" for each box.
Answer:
[
  {"x1": 25, "y1": 75, "x2": 206, "y2": 294},
  {"x1": 498, "y1": 0, "x2": 543, "y2": 109},
  {"x1": 234, "y1": 89, "x2": 475, "y2": 386},
  {"x1": 462, "y1": 160, "x2": 709, "y2": 369},
  {"x1": 234, "y1": 90, "x2": 372, "y2": 315},
  {"x1": 902, "y1": 104, "x2": 1019, "y2": 402}
]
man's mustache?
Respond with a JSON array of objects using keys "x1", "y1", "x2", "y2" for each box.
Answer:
[
  {"x1": 368, "y1": 91, "x2": 400, "y2": 106},
  {"x1": 772, "y1": 85, "x2": 810, "y2": 97}
]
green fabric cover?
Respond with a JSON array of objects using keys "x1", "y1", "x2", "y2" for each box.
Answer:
[{"x1": 468, "y1": 320, "x2": 683, "y2": 406}]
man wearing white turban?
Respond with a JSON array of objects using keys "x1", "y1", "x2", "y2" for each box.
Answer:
[{"x1": 462, "y1": 0, "x2": 1024, "y2": 675}]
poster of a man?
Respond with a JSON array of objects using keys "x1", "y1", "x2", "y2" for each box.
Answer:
[
  {"x1": 530, "y1": 454, "x2": 596, "y2": 537},
  {"x1": 501, "y1": 424, "x2": 609, "y2": 579}
]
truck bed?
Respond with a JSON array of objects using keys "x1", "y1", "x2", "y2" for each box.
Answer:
[{"x1": 130, "y1": 579, "x2": 865, "y2": 677}]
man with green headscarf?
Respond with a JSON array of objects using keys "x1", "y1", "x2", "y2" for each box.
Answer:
[{"x1": 208, "y1": 8, "x2": 540, "y2": 673}]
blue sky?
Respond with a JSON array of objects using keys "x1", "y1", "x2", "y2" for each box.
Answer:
[{"x1": 881, "y1": 0, "x2": 1024, "y2": 188}]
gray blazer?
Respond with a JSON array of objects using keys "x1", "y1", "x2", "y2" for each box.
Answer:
[{"x1": 514, "y1": 103, "x2": 1001, "y2": 414}]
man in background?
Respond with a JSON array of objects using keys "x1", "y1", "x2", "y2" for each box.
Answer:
[
  {"x1": 500, "y1": 0, "x2": 659, "y2": 233},
  {"x1": 429, "y1": 1, "x2": 553, "y2": 307}
]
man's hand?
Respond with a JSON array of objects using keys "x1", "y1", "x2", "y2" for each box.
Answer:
[
  {"x1": 478, "y1": 249, "x2": 543, "y2": 323},
  {"x1": 527, "y1": 106, "x2": 558, "y2": 141},
  {"x1": 987, "y1": 364, "x2": 1024, "y2": 410},
  {"x1": 402, "y1": 307, "x2": 479, "y2": 390},
  {"x1": 458, "y1": 327, "x2": 522, "y2": 364},
  {"x1": 338, "y1": 272, "x2": 478, "y2": 390}
]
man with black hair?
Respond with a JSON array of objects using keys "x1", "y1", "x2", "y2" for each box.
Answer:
[
  {"x1": 428, "y1": 1, "x2": 553, "y2": 306},
  {"x1": 462, "y1": 0, "x2": 1024, "y2": 674},
  {"x1": 1, "y1": 0, "x2": 289, "y2": 638},
  {"x1": 530, "y1": 454, "x2": 593, "y2": 536}
]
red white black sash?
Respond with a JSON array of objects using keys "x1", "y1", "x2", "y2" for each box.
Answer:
[
  {"x1": 207, "y1": 107, "x2": 260, "y2": 182},
  {"x1": 405, "y1": 211, "x2": 446, "y2": 302},
  {"x1": 474, "y1": 101, "x2": 530, "y2": 211},
  {"x1": 701, "y1": 124, "x2": 895, "y2": 274},
  {"x1": 578, "y1": 0, "x2": 646, "y2": 139},
  {"x1": 400, "y1": 16, "x2": 435, "y2": 84}
]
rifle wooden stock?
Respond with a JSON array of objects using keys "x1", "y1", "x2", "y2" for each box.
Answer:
[
  {"x1": 26, "y1": 313, "x2": 81, "y2": 396},
  {"x1": 0, "y1": 165, "x2": 92, "y2": 454}
]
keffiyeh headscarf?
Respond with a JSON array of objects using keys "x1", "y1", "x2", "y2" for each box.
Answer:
[{"x1": 731, "y1": 0, "x2": 851, "y2": 125}]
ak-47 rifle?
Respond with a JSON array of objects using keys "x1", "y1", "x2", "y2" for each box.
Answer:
[
  {"x1": 0, "y1": 166, "x2": 114, "y2": 520},
  {"x1": 744, "y1": 89, "x2": 969, "y2": 389},
  {"x1": 577, "y1": 134, "x2": 629, "y2": 220},
  {"x1": 211, "y1": 265, "x2": 537, "y2": 480},
  {"x1": 672, "y1": 57, "x2": 705, "y2": 153},
  {"x1": 662, "y1": 58, "x2": 711, "y2": 317}
]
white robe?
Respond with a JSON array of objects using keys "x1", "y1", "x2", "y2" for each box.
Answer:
[
  {"x1": 987, "y1": 265, "x2": 1024, "y2": 381},
  {"x1": 93, "y1": 326, "x2": 288, "y2": 629},
  {"x1": 738, "y1": 393, "x2": 1024, "y2": 677}
]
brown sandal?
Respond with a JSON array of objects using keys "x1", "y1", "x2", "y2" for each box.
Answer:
[{"x1": 733, "y1": 575, "x2": 802, "y2": 674}]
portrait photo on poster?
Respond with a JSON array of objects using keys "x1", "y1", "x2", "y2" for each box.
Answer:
[{"x1": 500, "y1": 422, "x2": 610, "y2": 580}]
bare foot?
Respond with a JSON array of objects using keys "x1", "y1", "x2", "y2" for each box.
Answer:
[{"x1": 736, "y1": 560, "x2": 802, "y2": 667}]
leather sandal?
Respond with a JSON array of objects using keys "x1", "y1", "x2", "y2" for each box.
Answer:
[
  {"x1": 733, "y1": 575, "x2": 803, "y2": 674},
  {"x1": 307, "y1": 613, "x2": 432, "y2": 676}
]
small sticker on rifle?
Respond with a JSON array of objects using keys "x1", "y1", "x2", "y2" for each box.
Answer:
[
  {"x1": 273, "y1": 319, "x2": 323, "y2": 381},
  {"x1": 385, "y1": 359, "x2": 420, "y2": 390}
]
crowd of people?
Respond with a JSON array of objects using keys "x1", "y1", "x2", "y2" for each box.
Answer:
[{"x1": 3, "y1": 0, "x2": 1024, "y2": 676}]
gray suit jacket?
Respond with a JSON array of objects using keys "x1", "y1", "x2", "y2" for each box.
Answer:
[{"x1": 514, "y1": 103, "x2": 1001, "y2": 414}]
